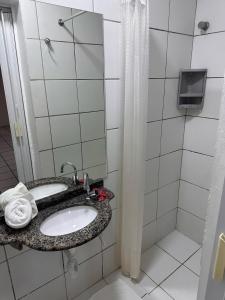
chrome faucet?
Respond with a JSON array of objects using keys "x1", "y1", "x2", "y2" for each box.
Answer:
[
  {"x1": 60, "y1": 162, "x2": 78, "y2": 185},
  {"x1": 83, "y1": 172, "x2": 91, "y2": 196}
]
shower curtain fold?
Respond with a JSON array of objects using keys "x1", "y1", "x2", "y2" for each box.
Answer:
[{"x1": 121, "y1": 0, "x2": 149, "y2": 279}]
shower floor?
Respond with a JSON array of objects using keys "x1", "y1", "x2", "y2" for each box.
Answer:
[{"x1": 75, "y1": 230, "x2": 201, "y2": 300}]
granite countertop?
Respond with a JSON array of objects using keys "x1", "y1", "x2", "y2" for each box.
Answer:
[{"x1": 0, "y1": 183, "x2": 114, "y2": 251}]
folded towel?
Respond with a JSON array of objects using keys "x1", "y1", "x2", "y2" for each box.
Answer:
[
  {"x1": 4, "y1": 198, "x2": 32, "y2": 229},
  {"x1": 0, "y1": 182, "x2": 38, "y2": 219}
]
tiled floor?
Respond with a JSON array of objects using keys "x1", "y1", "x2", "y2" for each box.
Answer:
[
  {"x1": 0, "y1": 126, "x2": 18, "y2": 193},
  {"x1": 74, "y1": 230, "x2": 201, "y2": 300}
]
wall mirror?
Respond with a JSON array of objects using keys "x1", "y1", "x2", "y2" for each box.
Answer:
[{"x1": 24, "y1": 2, "x2": 107, "y2": 180}]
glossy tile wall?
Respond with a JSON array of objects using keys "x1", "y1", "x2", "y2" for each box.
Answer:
[
  {"x1": 143, "y1": 0, "x2": 196, "y2": 251},
  {"x1": 0, "y1": 0, "x2": 121, "y2": 299},
  {"x1": 177, "y1": 0, "x2": 224, "y2": 244}
]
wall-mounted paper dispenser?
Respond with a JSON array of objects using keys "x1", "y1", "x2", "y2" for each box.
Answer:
[{"x1": 177, "y1": 69, "x2": 207, "y2": 110}]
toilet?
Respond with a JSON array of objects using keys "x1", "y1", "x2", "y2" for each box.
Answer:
[{"x1": 90, "y1": 279, "x2": 142, "y2": 300}]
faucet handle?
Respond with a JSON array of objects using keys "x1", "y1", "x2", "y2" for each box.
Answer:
[{"x1": 83, "y1": 172, "x2": 90, "y2": 195}]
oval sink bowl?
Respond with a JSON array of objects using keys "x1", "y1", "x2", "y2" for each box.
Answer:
[
  {"x1": 30, "y1": 183, "x2": 68, "y2": 201},
  {"x1": 40, "y1": 206, "x2": 98, "y2": 236}
]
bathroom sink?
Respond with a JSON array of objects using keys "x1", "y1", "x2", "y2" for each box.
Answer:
[
  {"x1": 30, "y1": 183, "x2": 68, "y2": 201},
  {"x1": 40, "y1": 206, "x2": 98, "y2": 236}
]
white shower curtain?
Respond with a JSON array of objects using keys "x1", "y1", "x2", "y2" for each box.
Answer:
[{"x1": 121, "y1": 0, "x2": 149, "y2": 279}]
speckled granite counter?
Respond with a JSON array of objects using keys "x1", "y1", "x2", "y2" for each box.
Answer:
[{"x1": 0, "y1": 187, "x2": 114, "y2": 251}]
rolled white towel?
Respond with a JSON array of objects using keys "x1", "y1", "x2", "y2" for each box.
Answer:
[
  {"x1": 0, "y1": 182, "x2": 38, "y2": 219},
  {"x1": 4, "y1": 198, "x2": 32, "y2": 229}
]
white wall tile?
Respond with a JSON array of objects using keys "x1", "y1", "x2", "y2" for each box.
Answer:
[
  {"x1": 107, "y1": 129, "x2": 121, "y2": 172},
  {"x1": 83, "y1": 138, "x2": 106, "y2": 169},
  {"x1": 163, "y1": 79, "x2": 185, "y2": 119},
  {"x1": 149, "y1": 30, "x2": 168, "y2": 78},
  {"x1": 103, "y1": 244, "x2": 120, "y2": 277},
  {"x1": 179, "y1": 180, "x2": 209, "y2": 220},
  {"x1": 50, "y1": 114, "x2": 81, "y2": 147},
  {"x1": 22, "y1": 275, "x2": 67, "y2": 300},
  {"x1": 83, "y1": 164, "x2": 106, "y2": 180},
  {"x1": 101, "y1": 209, "x2": 119, "y2": 249},
  {"x1": 9, "y1": 250, "x2": 64, "y2": 299},
  {"x1": 36, "y1": 117, "x2": 52, "y2": 150},
  {"x1": 73, "y1": 10, "x2": 103, "y2": 44},
  {"x1": 169, "y1": 0, "x2": 196, "y2": 35},
  {"x1": 76, "y1": 44, "x2": 104, "y2": 79},
  {"x1": 192, "y1": 33, "x2": 225, "y2": 77},
  {"x1": 66, "y1": 254, "x2": 102, "y2": 300},
  {"x1": 0, "y1": 262, "x2": 14, "y2": 300},
  {"x1": 144, "y1": 191, "x2": 157, "y2": 226},
  {"x1": 104, "y1": 170, "x2": 121, "y2": 210},
  {"x1": 156, "y1": 209, "x2": 177, "y2": 241},
  {"x1": 187, "y1": 78, "x2": 223, "y2": 119},
  {"x1": 159, "y1": 151, "x2": 182, "y2": 188},
  {"x1": 181, "y1": 150, "x2": 213, "y2": 189},
  {"x1": 30, "y1": 81, "x2": 48, "y2": 117},
  {"x1": 184, "y1": 117, "x2": 218, "y2": 156},
  {"x1": 149, "y1": 0, "x2": 170, "y2": 31},
  {"x1": 94, "y1": 0, "x2": 121, "y2": 21},
  {"x1": 148, "y1": 79, "x2": 164, "y2": 122},
  {"x1": 37, "y1": 0, "x2": 93, "y2": 11},
  {"x1": 104, "y1": 21, "x2": 121, "y2": 78},
  {"x1": 54, "y1": 144, "x2": 82, "y2": 175},
  {"x1": 146, "y1": 121, "x2": 161, "y2": 160},
  {"x1": 0, "y1": 246, "x2": 5, "y2": 263},
  {"x1": 41, "y1": 41, "x2": 76, "y2": 79},
  {"x1": 166, "y1": 33, "x2": 193, "y2": 77},
  {"x1": 5, "y1": 245, "x2": 30, "y2": 259},
  {"x1": 177, "y1": 209, "x2": 205, "y2": 244},
  {"x1": 78, "y1": 80, "x2": 105, "y2": 113},
  {"x1": 142, "y1": 221, "x2": 157, "y2": 252},
  {"x1": 105, "y1": 80, "x2": 121, "y2": 129},
  {"x1": 145, "y1": 157, "x2": 159, "y2": 193},
  {"x1": 80, "y1": 111, "x2": 105, "y2": 142},
  {"x1": 161, "y1": 117, "x2": 185, "y2": 155},
  {"x1": 36, "y1": 2, "x2": 73, "y2": 42},
  {"x1": 39, "y1": 150, "x2": 55, "y2": 177},
  {"x1": 20, "y1": 0, "x2": 39, "y2": 38},
  {"x1": 63, "y1": 238, "x2": 101, "y2": 266},
  {"x1": 26, "y1": 39, "x2": 43, "y2": 79},
  {"x1": 46, "y1": 80, "x2": 79, "y2": 115},
  {"x1": 194, "y1": 0, "x2": 225, "y2": 34},
  {"x1": 157, "y1": 181, "x2": 179, "y2": 218}
]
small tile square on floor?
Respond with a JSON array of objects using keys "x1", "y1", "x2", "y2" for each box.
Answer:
[
  {"x1": 157, "y1": 230, "x2": 201, "y2": 263},
  {"x1": 141, "y1": 245, "x2": 180, "y2": 284}
]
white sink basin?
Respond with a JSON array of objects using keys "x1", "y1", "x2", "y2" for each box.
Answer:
[
  {"x1": 30, "y1": 183, "x2": 68, "y2": 201},
  {"x1": 40, "y1": 206, "x2": 98, "y2": 236}
]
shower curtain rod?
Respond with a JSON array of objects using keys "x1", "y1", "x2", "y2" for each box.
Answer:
[{"x1": 58, "y1": 10, "x2": 85, "y2": 26}]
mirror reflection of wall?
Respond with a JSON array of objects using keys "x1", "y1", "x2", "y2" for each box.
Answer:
[{"x1": 22, "y1": 2, "x2": 106, "y2": 180}]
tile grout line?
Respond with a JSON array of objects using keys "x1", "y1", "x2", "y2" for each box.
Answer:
[
  {"x1": 177, "y1": 207, "x2": 206, "y2": 222},
  {"x1": 3, "y1": 247, "x2": 16, "y2": 300},
  {"x1": 154, "y1": 0, "x2": 171, "y2": 222}
]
